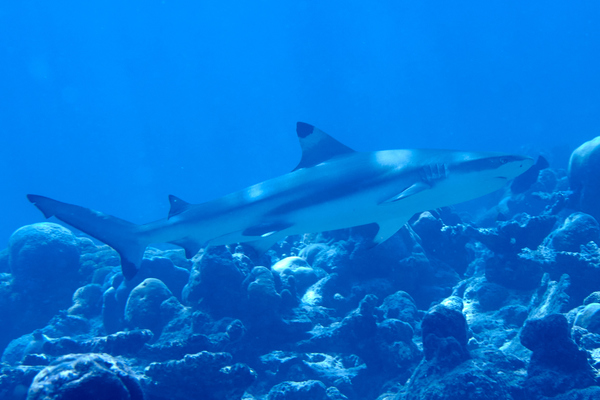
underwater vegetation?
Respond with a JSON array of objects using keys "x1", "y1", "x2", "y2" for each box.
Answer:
[{"x1": 1, "y1": 136, "x2": 600, "y2": 399}]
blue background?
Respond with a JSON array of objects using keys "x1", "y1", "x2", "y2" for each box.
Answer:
[{"x1": 1, "y1": 1, "x2": 599, "y2": 246}]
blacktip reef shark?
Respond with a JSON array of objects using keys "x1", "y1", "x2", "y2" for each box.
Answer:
[{"x1": 28, "y1": 122, "x2": 534, "y2": 279}]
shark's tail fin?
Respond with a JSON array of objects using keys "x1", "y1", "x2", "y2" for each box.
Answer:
[{"x1": 27, "y1": 194, "x2": 147, "y2": 280}]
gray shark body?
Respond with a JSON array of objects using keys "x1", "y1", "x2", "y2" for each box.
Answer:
[{"x1": 28, "y1": 122, "x2": 533, "y2": 279}]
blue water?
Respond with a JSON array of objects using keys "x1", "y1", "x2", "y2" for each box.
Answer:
[{"x1": 1, "y1": 1, "x2": 599, "y2": 245}]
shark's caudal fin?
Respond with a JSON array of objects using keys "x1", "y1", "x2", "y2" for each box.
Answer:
[{"x1": 27, "y1": 194, "x2": 147, "y2": 280}]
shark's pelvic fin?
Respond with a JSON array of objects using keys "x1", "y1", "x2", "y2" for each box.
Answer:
[
  {"x1": 293, "y1": 122, "x2": 355, "y2": 171},
  {"x1": 27, "y1": 194, "x2": 146, "y2": 280},
  {"x1": 372, "y1": 218, "x2": 409, "y2": 245},
  {"x1": 169, "y1": 237, "x2": 202, "y2": 259},
  {"x1": 168, "y1": 195, "x2": 193, "y2": 219},
  {"x1": 243, "y1": 235, "x2": 281, "y2": 255}
]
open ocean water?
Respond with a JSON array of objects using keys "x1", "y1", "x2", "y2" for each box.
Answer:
[
  {"x1": 1, "y1": 2, "x2": 600, "y2": 400},
  {"x1": 1, "y1": 2, "x2": 599, "y2": 245}
]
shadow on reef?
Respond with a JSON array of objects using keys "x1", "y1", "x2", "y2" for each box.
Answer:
[{"x1": 3, "y1": 138, "x2": 600, "y2": 399}]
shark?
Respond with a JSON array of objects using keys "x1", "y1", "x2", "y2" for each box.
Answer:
[{"x1": 28, "y1": 122, "x2": 534, "y2": 279}]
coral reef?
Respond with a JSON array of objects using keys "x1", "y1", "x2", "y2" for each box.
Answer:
[{"x1": 3, "y1": 144, "x2": 600, "y2": 399}]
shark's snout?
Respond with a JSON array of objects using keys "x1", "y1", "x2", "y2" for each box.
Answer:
[{"x1": 503, "y1": 156, "x2": 535, "y2": 180}]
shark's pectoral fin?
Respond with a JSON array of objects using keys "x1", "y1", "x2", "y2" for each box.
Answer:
[
  {"x1": 382, "y1": 164, "x2": 449, "y2": 203},
  {"x1": 381, "y1": 182, "x2": 431, "y2": 204},
  {"x1": 242, "y1": 221, "x2": 293, "y2": 238},
  {"x1": 170, "y1": 238, "x2": 203, "y2": 258},
  {"x1": 293, "y1": 122, "x2": 355, "y2": 171},
  {"x1": 168, "y1": 195, "x2": 193, "y2": 219},
  {"x1": 370, "y1": 218, "x2": 409, "y2": 246}
]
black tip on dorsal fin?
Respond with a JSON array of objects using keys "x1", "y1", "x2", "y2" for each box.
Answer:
[
  {"x1": 168, "y1": 195, "x2": 192, "y2": 219},
  {"x1": 296, "y1": 122, "x2": 315, "y2": 138},
  {"x1": 293, "y1": 122, "x2": 355, "y2": 171}
]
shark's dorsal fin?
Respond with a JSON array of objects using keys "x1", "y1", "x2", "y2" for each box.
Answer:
[
  {"x1": 168, "y1": 195, "x2": 193, "y2": 219},
  {"x1": 293, "y1": 122, "x2": 355, "y2": 171}
]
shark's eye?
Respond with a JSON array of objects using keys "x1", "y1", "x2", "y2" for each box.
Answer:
[{"x1": 499, "y1": 157, "x2": 509, "y2": 165}]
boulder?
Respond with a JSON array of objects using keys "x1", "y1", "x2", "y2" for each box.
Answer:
[
  {"x1": 411, "y1": 211, "x2": 472, "y2": 275},
  {"x1": 0, "y1": 364, "x2": 44, "y2": 400},
  {"x1": 0, "y1": 249, "x2": 9, "y2": 273},
  {"x1": 182, "y1": 246, "x2": 245, "y2": 317},
  {"x1": 298, "y1": 243, "x2": 329, "y2": 266},
  {"x1": 143, "y1": 351, "x2": 256, "y2": 400},
  {"x1": 1, "y1": 331, "x2": 48, "y2": 366},
  {"x1": 123, "y1": 256, "x2": 190, "y2": 300},
  {"x1": 464, "y1": 280, "x2": 509, "y2": 312},
  {"x1": 272, "y1": 256, "x2": 320, "y2": 294},
  {"x1": 376, "y1": 291, "x2": 418, "y2": 327},
  {"x1": 421, "y1": 297, "x2": 470, "y2": 368},
  {"x1": 484, "y1": 250, "x2": 544, "y2": 291},
  {"x1": 1, "y1": 224, "x2": 83, "y2": 354},
  {"x1": 399, "y1": 355, "x2": 518, "y2": 400},
  {"x1": 41, "y1": 330, "x2": 153, "y2": 358},
  {"x1": 298, "y1": 294, "x2": 420, "y2": 396},
  {"x1": 569, "y1": 136, "x2": 600, "y2": 221},
  {"x1": 124, "y1": 278, "x2": 174, "y2": 335},
  {"x1": 267, "y1": 380, "x2": 328, "y2": 400},
  {"x1": 520, "y1": 313, "x2": 596, "y2": 397},
  {"x1": 244, "y1": 266, "x2": 281, "y2": 319},
  {"x1": 544, "y1": 213, "x2": 600, "y2": 252},
  {"x1": 67, "y1": 284, "x2": 103, "y2": 318},
  {"x1": 8, "y1": 223, "x2": 80, "y2": 290},
  {"x1": 583, "y1": 291, "x2": 600, "y2": 305},
  {"x1": 258, "y1": 351, "x2": 365, "y2": 396},
  {"x1": 574, "y1": 303, "x2": 600, "y2": 334},
  {"x1": 27, "y1": 353, "x2": 143, "y2": 400}
]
